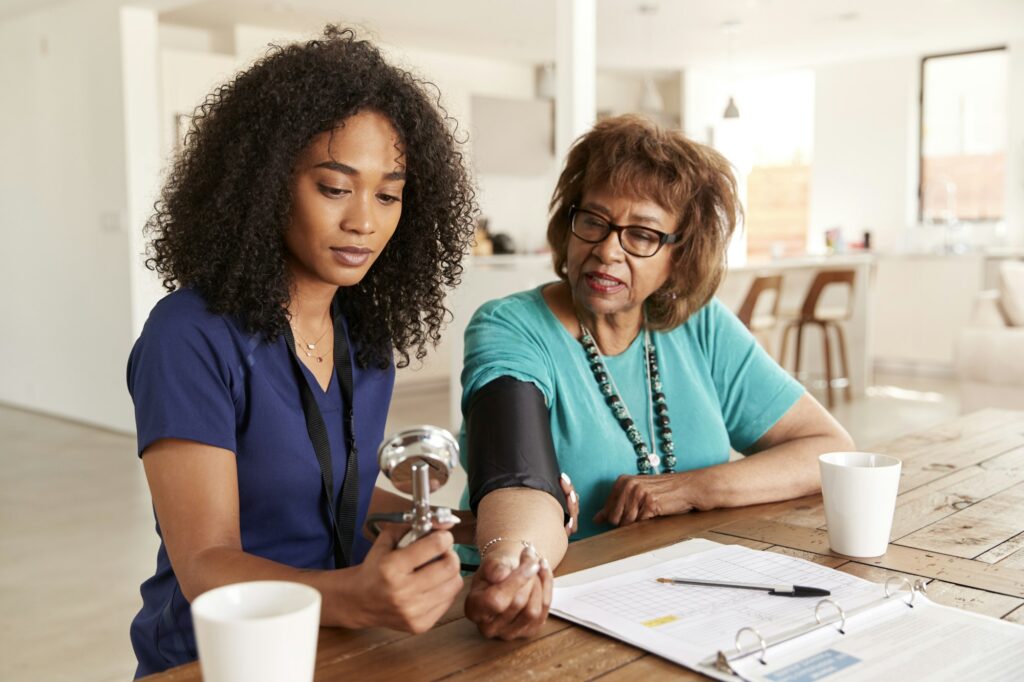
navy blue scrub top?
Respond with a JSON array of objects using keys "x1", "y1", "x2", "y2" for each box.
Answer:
[{"x1": 127, "y1": 289, "x2": 393, "y2": 678}]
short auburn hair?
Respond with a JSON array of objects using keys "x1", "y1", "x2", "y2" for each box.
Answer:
[{"x1": 547, "y1": 114, "x2": 740, "y2": 330}]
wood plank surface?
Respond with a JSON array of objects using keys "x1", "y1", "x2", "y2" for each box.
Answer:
[
  {"x1": 142, "y1": 410, "x2": 1024, "y2": 681},
  {"x1": 766, "y1": 546, "x2": 848, "y2": 567},
  {"x1": 887, "y1": 446, "x2": 1024, "y2": 539},
  {"x1": 836, "y1": 563, "x2": 1024, "y2": 618},
  {"x1": 1005, "y1": 605, "x2": 1024, "y2": 625},
  {"x1": 714, "y1": 518, "x2": 1024, "y2": 598},
  {"x1": 441, "y1": 625, "x2": 644, "y2": 681},
  {"x1": 977, "y1": 531, "x2": 1024, "y2": 567},
  {"x1": 596, "y1": 654, "x2": 708, "y2": 681},
  {"x1": 896, "y1": 480, "x2": 1024, "y2": 558}
]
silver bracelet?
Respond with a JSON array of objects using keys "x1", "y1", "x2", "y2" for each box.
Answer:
[{"x1": 478, "y1": 536, "x2": 534, "y2": 558}]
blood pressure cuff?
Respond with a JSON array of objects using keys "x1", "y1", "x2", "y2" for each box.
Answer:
[{"x1": 465, "y1": 376, "x2": 570, "y2": 522}]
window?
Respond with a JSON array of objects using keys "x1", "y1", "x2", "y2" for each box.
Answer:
[
  {"x1": 733, "y1": 70, "x2": 815, "y2": 261},
  {"x1": 919, "y1": 48, "x2": 1007, "y2": 223}
]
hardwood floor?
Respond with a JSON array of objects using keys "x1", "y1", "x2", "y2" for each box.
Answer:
[
  {"x1": 0, "y1": 372, "x2": 968, "y2": 681},
  {"x1": 0, "y1": 407, "x2": 156, "y2": 681}
]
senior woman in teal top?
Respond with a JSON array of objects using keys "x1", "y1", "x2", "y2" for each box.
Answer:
[{"x1": 460, "y1": 115, "x2": 854, "y2": 640}]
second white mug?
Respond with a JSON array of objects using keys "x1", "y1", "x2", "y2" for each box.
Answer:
[
  {"x1": 819, "y1": 451, "x2": 902, "y2": 558},
  {"x1": 191, "y1": 580, "x2": 321, "y2": 682}
]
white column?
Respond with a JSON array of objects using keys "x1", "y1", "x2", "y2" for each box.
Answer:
[
  {"x1": 120, "y1": 6, "x2": 165, "y2": 341},
  {"x1": 1006, "y1": 42, "x2": 1024, "y2": 246},
  {"x1": 555, "y1": 0, "x2": 596, "y2": 163}
]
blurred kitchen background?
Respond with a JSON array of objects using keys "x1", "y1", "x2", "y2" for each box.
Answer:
[{"x1": 1, "y1": 1, "x2": 1023, "y2": 679}]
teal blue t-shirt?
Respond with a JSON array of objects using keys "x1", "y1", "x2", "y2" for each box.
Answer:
[{"x1": 460, "y1": 284, "x2": 804, "y2": 541}]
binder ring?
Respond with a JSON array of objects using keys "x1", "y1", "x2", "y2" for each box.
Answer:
[
  {"x1": 735, "y1": 626, "x2": 768, "y2": 665},
  {"x1": 884, "y1": 576, "x2": 924, "y2": 607},
  {"x1": 814, "y1": 598, "x2": 847, "y2": 634},
  {"x1": 884, "y1": 577, "x2": 909, "y2": 598}
]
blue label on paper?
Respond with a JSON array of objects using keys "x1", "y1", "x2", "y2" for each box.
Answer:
[{"x1": 766, "y1": 649, "x2": 861, "y2": 682}]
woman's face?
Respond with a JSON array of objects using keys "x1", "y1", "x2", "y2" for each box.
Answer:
[
  {"x1": 566, "y1": 186, "x2": 679, "y2": 322},
  {"x1": 285, "y1": 110, "x2": 406, "y2": 290}
]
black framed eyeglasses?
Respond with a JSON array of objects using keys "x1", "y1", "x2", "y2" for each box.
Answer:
[{"x1": 568, "y1": 205, "x2": 681, "y2": 258}]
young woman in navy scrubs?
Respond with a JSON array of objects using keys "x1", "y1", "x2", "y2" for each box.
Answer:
[{"x1": 127, "y1": 27, "x2": 476, "y2": 677}]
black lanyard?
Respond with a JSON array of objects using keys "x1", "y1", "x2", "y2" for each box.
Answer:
[{"x1": 283, "y1": 312, "x2": 359, "y2": 569}]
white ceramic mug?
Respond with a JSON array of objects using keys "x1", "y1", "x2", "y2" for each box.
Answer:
[
  {"x1": 819, "y1": 451, "x2": 902, "y2": 558},
  {"x1": 191, "y1": 581, "x2": 321, "y2": 682}
]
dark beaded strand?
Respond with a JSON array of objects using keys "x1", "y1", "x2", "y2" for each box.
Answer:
[{"x1": 579, "y1": 323, "x2": 676, "y2": 475}]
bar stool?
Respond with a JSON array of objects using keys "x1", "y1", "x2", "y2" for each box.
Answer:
[
  {"x1": 779, "y1": 269, "x2": 856, "y2": 408},
  {"x1": 737, "y1": 274, "x2": 783, "y2": 357}
]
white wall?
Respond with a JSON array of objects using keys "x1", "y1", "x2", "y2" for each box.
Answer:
[
  {"x1": 0, "y1": 0, "x2": 149, "y2": 432},
  {"x1": 1007, "y1": 42, "x2": 1024, "y2": 244},
  {"x1": 809, "y1": 55, "x2": 919, "y2": 254},
  {"x1": 393, "y1": 45, "x2": 555, "y2": 253},
  {"x1": 159, "y1": 48, "x2": 236, "y2": 156}
]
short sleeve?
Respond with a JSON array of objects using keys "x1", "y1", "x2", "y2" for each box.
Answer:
[
  {"x1": 460, "y1": 296, "x2": 555, "y2": 413},
  {"x1": 701, "y1": 299, "x2": 805, "y2": 452},
  {"x1": 127, "y1": 298, "x2": 239, "y2": 457}
]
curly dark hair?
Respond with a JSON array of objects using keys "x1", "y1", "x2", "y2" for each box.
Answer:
[
  {"x1": 146, "y1": 26, "x2": 476, "y2": 368},
  {"x1": 547, "y1": 114, "x2": 739, "y2": 330}
]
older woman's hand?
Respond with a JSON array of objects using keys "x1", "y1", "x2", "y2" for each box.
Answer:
[
  {"x1": 593, "y1": 472, "x2": 699, "y2": 527},
  {"x1": 560, "y1": 473, "x2": 580, "y2": 536},
  {"x1": 464, "y1": 545, "x2": 553, "y2": 640}
]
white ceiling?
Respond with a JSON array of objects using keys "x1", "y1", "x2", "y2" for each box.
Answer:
[{"x1": 5, "y1": 0, "x2": 1024, "y2": 73}]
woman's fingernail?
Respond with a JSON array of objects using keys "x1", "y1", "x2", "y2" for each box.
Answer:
[
  {"x1": 541, "y1": 557, "x2": 551, "y2": 571},
  {"x1": 561, "y1": 472, "x2": 571, "y2": 485},
  {"x1": 569, "y1": 491, "x2": 578, "y2": 504},
  {"x1": 525, "y1": 560, "x2": 541, "y2": 577},
  {"x1": 566, "y1": 518, "x2": 574, "y2": 530}
]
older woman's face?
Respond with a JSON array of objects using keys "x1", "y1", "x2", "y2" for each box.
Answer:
[{"x1": 566, "y1": 187, "x2": 678, "y2": 321}]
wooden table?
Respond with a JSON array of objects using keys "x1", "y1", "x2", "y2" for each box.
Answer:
[{"x1": 146, "y1": 408, "x2": 1024, "y2": 680}]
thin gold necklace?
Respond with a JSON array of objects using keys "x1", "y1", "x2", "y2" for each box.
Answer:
[{"x1": 291, "y1": 318, "x2": 331, "y2": 364}]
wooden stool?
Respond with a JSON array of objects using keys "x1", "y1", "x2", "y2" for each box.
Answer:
[
  {"x1": 779, "y1": 269, "x2": 856, "y2": 408},
  {"x1": 737, "y1": 274, "x2": 783, "y2": 357}
]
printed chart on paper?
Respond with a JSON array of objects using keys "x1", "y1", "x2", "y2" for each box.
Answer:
[{"x1": 552, "y1": 544, "x2": 880, "y2": 665}]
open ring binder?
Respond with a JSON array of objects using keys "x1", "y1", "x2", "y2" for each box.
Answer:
[
  {"x1": 814, "y1": 598, "x2": 847, "y2": 634},
  {"x1": 553, "y1": 540, "x2": 1024, "y2": 681},
  {"x1": 708, "y1": 576, "x2": 927, "y2": 675},
  {"x1": 733, "y1": 627, "x2": 768, "y2": 665}
]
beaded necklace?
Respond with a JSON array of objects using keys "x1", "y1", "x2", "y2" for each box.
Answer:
[{"x1": 578, "y1": 318, "x2": 676, "y2": 475}]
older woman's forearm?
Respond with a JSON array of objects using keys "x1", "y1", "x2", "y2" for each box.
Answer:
[
  {"x1": 688, "y1": 431, "x2": 853, "y2": 510},
  {"x1": 476, "y1": 488, "x2": 568, "y2": 568}
]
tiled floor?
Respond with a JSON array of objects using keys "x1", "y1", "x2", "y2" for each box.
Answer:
[{"x1": 0, "y1": 372, "x2": 972, "y2": 681}]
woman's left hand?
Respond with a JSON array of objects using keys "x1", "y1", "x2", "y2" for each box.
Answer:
[
  {"x1": 464, "y1": 544, "x2": 553, "y2": 640},
  {"x1": 593, "y1": 473, "x2": 698, "y2": 527},
  {"x1": 560, "y1": 473, "x2": 580, "y2": 537}
]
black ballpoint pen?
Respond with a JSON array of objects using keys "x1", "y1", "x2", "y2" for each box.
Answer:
[{"x1": 655, "y1": 577, "x2": 831, "y2": 597}]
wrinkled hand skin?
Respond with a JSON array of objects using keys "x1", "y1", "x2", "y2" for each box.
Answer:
[
  {"x1": 593, "y1": 472, "x2": 697, "y2": 527},
  {"x1": 464, "y1": 545, "x2": 553, "y2": 640}
]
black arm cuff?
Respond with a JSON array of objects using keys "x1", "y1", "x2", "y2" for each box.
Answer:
[{"x1": 465, "y1": 376, "x2": 569, "y2": 521}]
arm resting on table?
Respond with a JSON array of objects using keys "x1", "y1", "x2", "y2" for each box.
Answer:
[
  {"x1": 597, "y1": 393, "x2": 854, "y2": 526},
  {"x1": 697, "y1": 392, "x2": 855, "y2": 509}
]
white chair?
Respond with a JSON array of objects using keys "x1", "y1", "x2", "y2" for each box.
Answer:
[{"x1": 955, "y1": 260, "x2": 1024, "y2": 411}]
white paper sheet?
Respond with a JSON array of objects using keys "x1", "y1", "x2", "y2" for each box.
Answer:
[
  {"x1": 552, "y1": 542, "x2": 879, "y2": 678},
  {"x1": 552, "y1": 540, "x2": 1024, "y2": 680}
]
